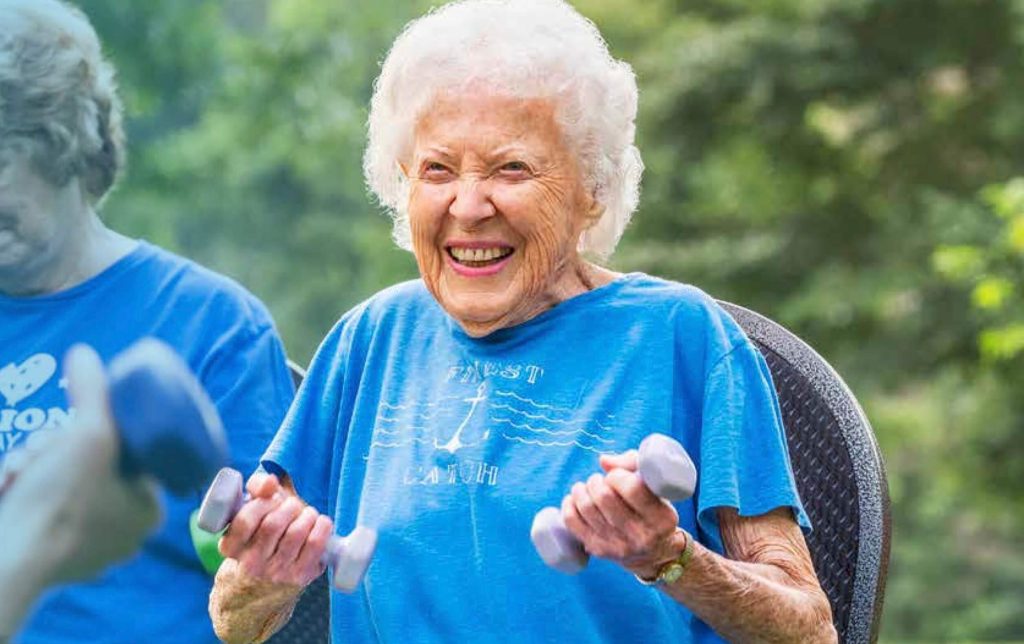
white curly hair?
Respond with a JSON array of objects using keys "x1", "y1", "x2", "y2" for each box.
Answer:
[
  {"x1": 364, "y1": 0, "x2": 644, "y2": 260},
  {"x1": 0, "y1": 0, "x2": 124, "y2": 206}
]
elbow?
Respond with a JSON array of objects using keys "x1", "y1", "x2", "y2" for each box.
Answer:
[
  {"x1": 803, "y1": 591, "x2": 837, "y2": 644},
  {"x1": 766, "y1": 588, "x2": 835, "y2": 644},
  {"x1": 807, "y1": 621, "x2": 838, "y2": 644},
  {"x1": 819, "y1": 624, "x2": 839, "y2": 644}
]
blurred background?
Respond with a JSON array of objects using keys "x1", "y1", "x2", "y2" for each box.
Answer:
[{"x1": 76, "y1": 0, "x2": 1022, "y2": 640}]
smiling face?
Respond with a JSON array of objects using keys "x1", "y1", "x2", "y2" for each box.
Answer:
[{"x1": 406, "y1": 92, "x2": 599, "y2": 337}]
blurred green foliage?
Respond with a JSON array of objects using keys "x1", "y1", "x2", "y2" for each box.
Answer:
[{"x1": 77, "y1": 0, "x2": 1023, "y2": 639}]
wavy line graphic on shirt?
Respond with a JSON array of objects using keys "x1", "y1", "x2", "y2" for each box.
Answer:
[
  {"x1": 492, "y1": 390, "x2": 575, "y2": 414},
  {"x1": 489, "y1": 403, "x2": 616, "y2": 433},
  {"x1": 368, "y1": 383, "x2": 491, "y2": 454},
  {"x1": 378, "y1": 395, "x2": 462, "y2": 412},
  {"x1": 489, "y1": 403, "x2": 563, "y2": 423},
  {"x1": 368, "y1": 420, "x2": 460, "y2": 450},
  {"x1": 374, "y1": 427, "x2": 434, "y2": 437},
  {"x1": 369, "y1": 383, "x2": 619, "y2": 456},
  {"x1": 372, "y1": 396, "x2": 462, "y2": 440},
  {"x1": 489, "y1": 417, "x2": 612, "y2": 444},
  {"x1": 377, "y1": 408, "x2": 446, "y2": 422},
  {"x1": 492, "y1": 390, "x2": 618, "y2": 432},
  {"x1": 368, "y1": 437, "x2": 435, "y2": 449},
  {"x1": 501, "y1": 434, "x2": 602, "y2": 453}
]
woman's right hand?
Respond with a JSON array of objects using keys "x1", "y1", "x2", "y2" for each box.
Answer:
[
  {"x1": 219, "y1": 472, "x2": 334, "y2": 587},
  {"x1": 210, "y1": 472, "x2": 333, "y2": 643}
]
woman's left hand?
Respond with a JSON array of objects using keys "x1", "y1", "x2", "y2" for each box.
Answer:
[{"x1": 561, "y1": 450, "x2": 687, "y2": 579}]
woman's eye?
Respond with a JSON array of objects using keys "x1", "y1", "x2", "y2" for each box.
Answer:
[
  {"x1": 499, "y1": 161, "x2": 531, "y2": 176},
  {"x1": 421, "y1": 162, "x2": 453, "y2": 180}
]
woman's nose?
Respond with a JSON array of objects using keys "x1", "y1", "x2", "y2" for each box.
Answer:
[{"x1": 448, "y1": 177, "x2": 496, "y2": 225}]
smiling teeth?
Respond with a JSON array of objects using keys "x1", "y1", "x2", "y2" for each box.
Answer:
[{"x1": 450, "y1": 247, "x2": 512, "y2": 262}]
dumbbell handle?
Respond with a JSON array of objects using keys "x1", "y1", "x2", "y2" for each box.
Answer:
[
  {"x1": 531, "y1": 433, "x2": 696, "y2": 574},
  {"x1": 197, "y1": 467, "x2": 376, "y2": 593}
]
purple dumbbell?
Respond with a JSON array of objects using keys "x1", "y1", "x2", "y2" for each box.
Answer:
[
  {"x1": 530, "y1": 433, "x2": 697, "y2": 574},
  {"x1": 0, "y1": 339, "x2": 228, "y2": 499},
  {"x1": 197, "y1": 467, "x2": 376, "y2": 593},
  {"x1": 108, "y1": 339, "x2": 228, "y2": 495}
]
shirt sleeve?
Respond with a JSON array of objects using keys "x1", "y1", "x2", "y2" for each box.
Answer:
[
  {"x1": 199, "y1": 321, "x2": 295, "y2": 483},
  {"x1": 695, "y1": 337, "x2": 811, "y2": 554},
  {"x1": 260, "y1": 324, "x2": 349, "y2": 514}
]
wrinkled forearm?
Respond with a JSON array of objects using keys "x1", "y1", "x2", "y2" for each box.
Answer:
[
  {"x1": 661, "y1": 539, "x2": 836, "y2": 643},
  {"x1": 209, "y1": 559, "x2": 303, "y2": 644},
  {"x1": 643, "y1": 508, "x2": 836, "y2": 643}
]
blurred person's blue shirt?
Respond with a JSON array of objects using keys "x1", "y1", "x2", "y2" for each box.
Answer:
[{"x1": 1, "y1": 241, "x2": 294, "y2": 644}]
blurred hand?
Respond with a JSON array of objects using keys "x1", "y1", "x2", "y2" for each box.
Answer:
[
  {"x1": 0, "y1": 345, "x2": 161, "y2": 636},
  {"x1": 560, "y1": 450, "x2": 684, "y2": 579},
  {"x1": 217, "y1": 472, "x2": 333, "y2": 588}
]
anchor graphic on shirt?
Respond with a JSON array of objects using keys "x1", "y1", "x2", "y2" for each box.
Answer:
[{"x1": 435, "y1": 381, "x2": 490, "y2": 454}]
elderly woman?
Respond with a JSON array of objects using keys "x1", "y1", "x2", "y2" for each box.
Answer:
[
  {"x1": 211, "y1": 0, "x2": 836, "y2": 642},
  {"x1": 0, "y1": 1, "x2": 294, "y2": 641}
]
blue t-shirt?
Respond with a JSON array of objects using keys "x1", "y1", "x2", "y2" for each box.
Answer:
[
  {"x1": 1, "y1": 241, "x2": 294, "y2": 643},
  {"x1": 263, "y1": 274, "x2": 810, "y2": 643}
]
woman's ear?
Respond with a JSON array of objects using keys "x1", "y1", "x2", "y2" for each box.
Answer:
[{"x1": 579, "y1": 193, "x2": 605, "y2": 231}]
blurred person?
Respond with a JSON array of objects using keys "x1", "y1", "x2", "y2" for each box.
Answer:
[
  {"x1": 0, "y1": 0, "x2": 295, "y2": 641},
  {"x1": 209, "y1": 1, "x2": 836, "y2": 642},
  {"x1": 0, "y1": 346, "x2": 160, "y2": 642}
]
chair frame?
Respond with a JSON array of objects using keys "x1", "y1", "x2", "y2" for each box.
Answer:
[
  {"x1": 719, "y1": 301, "x2": 891, "y2": 643},
  {"x1": 286, "y1": 359, "x2": 307, "y2": 389}
]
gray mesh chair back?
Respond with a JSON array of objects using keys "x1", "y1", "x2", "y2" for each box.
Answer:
[
  {"x1": 719, "y1": 301, "x2": 891, "y2": 643},
  {"x1": 268, "y1": 361, "x2": 331, "y2": 643},
  {"x1": 267, "y1": 575, "x2": 329, "y2": 643}
]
